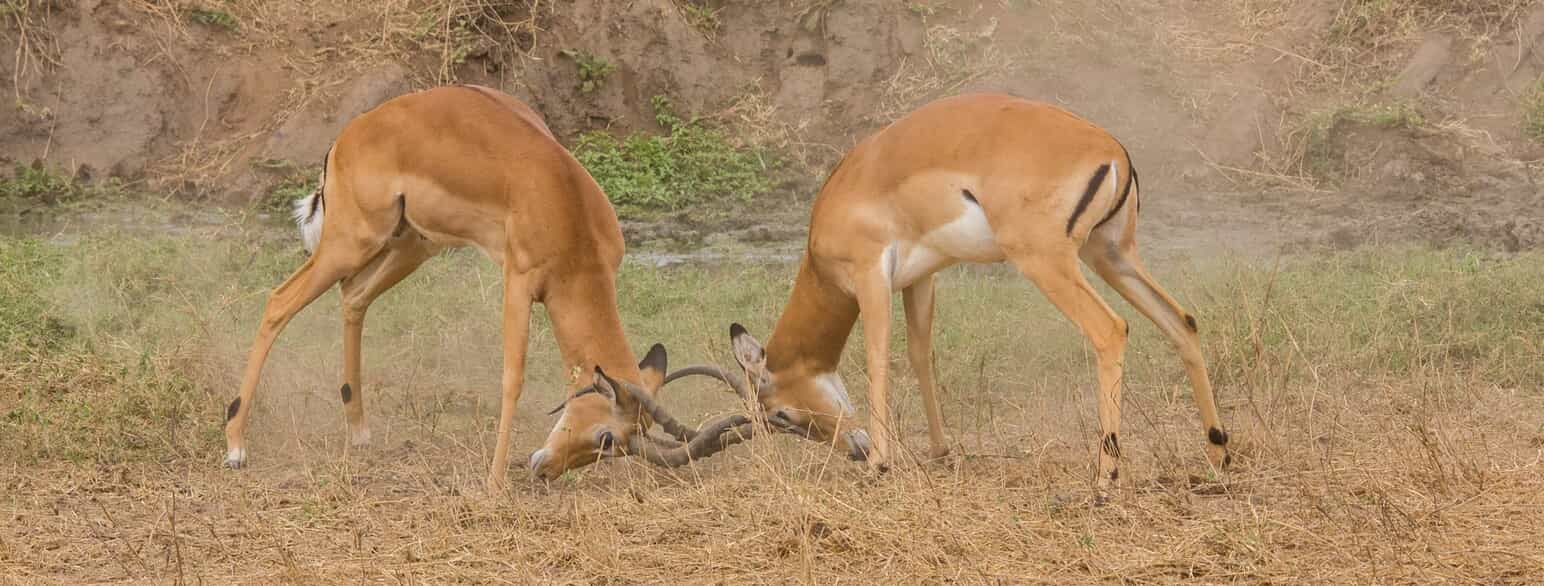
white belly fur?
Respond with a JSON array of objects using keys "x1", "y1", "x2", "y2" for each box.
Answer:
[{"x1": 887, "y1": 200, "x2": 1004, "y2": 290}]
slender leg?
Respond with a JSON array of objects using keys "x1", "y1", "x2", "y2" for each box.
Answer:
[
  {"x1": 486, "y1": 271, "x2": 533, "y2": 492},
  {"x1": 338, "y1": 240, "x2": 435, "y2": 448},
  {"x1": 224, "y1": 252, "x2": 360, "y2": 468},
  {"x1": 902, "y1": 275, "x2": 949, "y2": 460},
  {"x1": 853, "y1": 266, "x2": 896, "y2": 471},
  {"x1": 1006, "y1": 248, "x2": 1128, "y2": 494},
  {"x1": 1083, "y1": 218, "x2": 1230, "y2": 470}
]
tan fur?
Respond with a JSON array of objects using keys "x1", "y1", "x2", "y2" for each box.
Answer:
[
  {"x1": 222, "y1": 86, "x2": 658, "y2": 491},
  {"x1": 738, "y1": 93, "x2": 1230, "y2": 494}
]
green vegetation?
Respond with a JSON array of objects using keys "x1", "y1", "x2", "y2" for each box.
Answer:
[
  {"x1": 563, "y1": 49, "x2": 617, "y2": 94},
  {"x1": 677, "y1": 1, "x2": 721, "y2": 32},
  {"x1": 1, "y1": 163, "x2": 78, "y2": 204},
  {"x1": 1525, "y1": 78, "x2": 1544, "y2": 143},
  {"x1": 3, "y1": 223, "x2": 1539, "y2": 469},
  {"x1": 185, "y1": 6, "x2": 238, "y2": 31},
  {"x1": 1, "y1": 163, "x2": 129, "y2": 214},
  {"x1": 250, "y1": 158, "x2": 321, "y2": 217},
  {"x1": 0, "y1": 238, "x2": 215, "y2": 464},
  {"x1": 574, "y1": 96, "x2": 779, "y2": 212}
]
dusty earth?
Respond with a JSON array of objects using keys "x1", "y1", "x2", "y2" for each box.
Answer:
[{"x1": 5, "y1": 0, "x2": 1544, "y2": 255}]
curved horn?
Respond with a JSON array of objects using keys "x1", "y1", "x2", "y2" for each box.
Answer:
[
  {"x1": 663, "y1": 364, "x2": 751, "y2": 400},
  {"x1": 626, "y1": 413, "x2": 755, "y2": 467},
  {"x1": 618, "y1": 380, "x2": 699, "y2": 442}
]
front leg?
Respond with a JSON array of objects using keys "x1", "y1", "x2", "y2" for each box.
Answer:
[{"x1": 854, "y1": 265, "x2": 895, "y2": 472}]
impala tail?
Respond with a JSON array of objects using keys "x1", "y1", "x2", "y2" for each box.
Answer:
[{"x1": 291, "y1": 152, "x2": 328, "y2": 255}]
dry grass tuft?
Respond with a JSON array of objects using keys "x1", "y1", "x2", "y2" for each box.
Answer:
[
  {"x1": 880, "y1": 9, "x2": 1013, "y2": 122},
  {"x1": 2, "y1": 222, "x2": 1541, "y2": 582},
  {"x1": 1302, "y1": 0, "x2": 1531, "y2": 93},
  {"x1": 384, "y1": 0, "x2": 549, "y2": 85},
  {"x1": 2, "y1": 0, "x2": 63, "y2": 108}
]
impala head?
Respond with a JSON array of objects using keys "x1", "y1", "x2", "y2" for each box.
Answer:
[
  {"x1": 529, "y1": 344, "x2": 669, "y2": 481},
  {"x1": 725, "y1": 323, "x2": 871, "y2": 461}
]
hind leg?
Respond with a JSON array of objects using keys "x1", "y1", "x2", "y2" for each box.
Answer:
[
  {"x1": 338, "y1": 237, "x2": 435, "y2": 449},
  {"x1": 903, "y1": 275, "x2": 950, "y2": 460},
  {"x1": 225, "y1": 183, "x2": 400, "y2": 468},
  {"x1": 224, "y1": 249, "x2": 371, "y2": 468},
  {"x1": 1001, "y1": 241, "x2": 1129, "y2": 495},
  {"x1": 1081, "y1": 211, "x2": 1230, "y2": 471}
]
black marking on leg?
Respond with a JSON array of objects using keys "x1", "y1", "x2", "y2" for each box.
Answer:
[
  {"x1": 340, "y1": 383, "x2": 352, "y2": 403},
  {"x1": 1185, "y1": 314, "x2": 1198, "y2": 333},
  {"x1": 1102, "y1": 433, "x2": 1121, "y2": 459},
  {"x1": 1208, "y1": 427, "x2": 1229, "y2": 446},
  {"x1": 226, "y1": 397, "x2": 241, "y2": 422},
  {"x1": 1065, "y1": 163, "x2": 1111, "y2": 236},
  {"x1": 1223, "y1": 453, "x2": 1233, "y2": 468},
  {"x1": 961, "y1": 188, "x2": 978, "y2": 204},
  {"x1": 1110, "y1": 468, "x2": 1119, "y2": 481}
]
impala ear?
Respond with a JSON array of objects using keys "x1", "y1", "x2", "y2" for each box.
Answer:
[
  {"x1": 638, "y1": 343, "x2": 667, "y2": 392},
  {"x1": 594, "y1": 365, "x2": 640, "y2": 414},
  {"x1": 729, "y1": 324, "x2": 766, "y2": 370},
  {"x1": 591, "y1": 366, "x2": 618, "y2": 401}
]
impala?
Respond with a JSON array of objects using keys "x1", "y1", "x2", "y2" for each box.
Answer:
[
  {"x1": 667, "y1": 93, "x2": 1233, "y2": 492},
  {"x1": 221, "y1": 85, "x2": 739, "y2": 490}
]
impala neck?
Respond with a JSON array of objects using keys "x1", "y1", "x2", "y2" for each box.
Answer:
[
  {"x1": 766, "y1": 254, "x2": 859, "y2": 377},
  {"x1": 545, "y1": 269, "x2": 642, "y2": 392}
]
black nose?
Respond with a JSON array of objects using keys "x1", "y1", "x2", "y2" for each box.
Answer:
[{"x1": 598, "y1": 431, "x2": 615, "y2": 451}]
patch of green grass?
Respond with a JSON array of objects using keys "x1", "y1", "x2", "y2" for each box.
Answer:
[
  {"x1": 2, "y1": 218, "x2": 1541, "y2": 473},
  {"x1": 262, "y1": 176, "x2": 319, "y2": 217},
  {"x1": 185, "y1": 6, "x2": 238, "y2": 31},
  {"x1": 1524, "y1": 79, "x2": 1544, "y2": 143},
  {"x1": 562, "y1": 49, "x2": 616, "y2": 94},
  {"x1": 0, "y1": 238, "x2": 217, "y2": 465},
  {"x1": 575, "y1": 96, "x2": 779, "y2": 212},
  {"x1": 1, "y1": 162, "x2": 78, "y2": 204},
  {"x1": 252, "y1": 159, "x2": 320, "y2": 217},
  {"x1": 0, "y1": 239, "x2": 71, "y2": 352},
  {"x1": 1, "y1": 163, "x2": 132, "y2": 215}
]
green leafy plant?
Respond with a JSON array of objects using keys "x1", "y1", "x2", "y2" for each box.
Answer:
[
  {"x1": 1, "y1": 163, "x2": 78, "y2": 204},
  {"x1": 574, "y1": 96, "x2": 778, "y2": 212},
  {"x1": 185, "y1": 6, "x2": 238, "y2": 31},
  {"x1": 678, "y1": 1, "x2": 721, "y2": 32},
  {"x1": 563, "y1": 49, "x2": 617, "y2": 94}
]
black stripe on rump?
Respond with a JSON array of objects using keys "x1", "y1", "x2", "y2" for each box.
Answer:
[{"x1": 1065, "y1": 163, "x2": 1111, "y2": 236}]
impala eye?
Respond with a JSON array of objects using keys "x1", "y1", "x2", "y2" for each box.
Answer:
[
  {"x1": 770, "y1": 409, "x2": 795, "y2": 427},
  {"x1": 596, "y1": 430, "x2": 615, "y2": 452}
]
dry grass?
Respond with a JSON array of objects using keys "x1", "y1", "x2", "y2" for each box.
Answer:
[
  {"x1": 2, "y1": 0, "x2": 63, "y2": 110},
  {"x1": 879, "y1": 7, "x2": 1014, "y2": 122},
  {"x1": 114, "y1": 0, "x2": 552, "y2": 193},
  {"x1": 1304, "y1": 0, "x2": 1532, "y2": 93},
  {"x1": 2, "y1": 219, "x2": 1542, "y2": 583}
]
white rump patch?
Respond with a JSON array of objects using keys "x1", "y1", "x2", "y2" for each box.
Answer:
[{"x1": 292, "y1": 170, "x2": 325, "y2": 254}]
